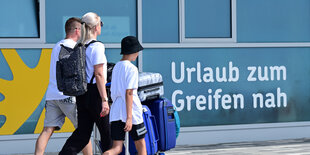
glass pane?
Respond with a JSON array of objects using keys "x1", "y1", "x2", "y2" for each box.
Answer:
[
  {"x1": 238, "y1": 0, "x2": 310, "y2": 42},
  {"x1": 185, "y1": 0, "x2": 231, "y2": 38},
  {"x1": 46, "y1": 0, "x2": 136, "y2": 43},
  {"x1": 0, "y1": 0, "x2": 39, "y2": 38},
  {"x1": 142, "y1": 0, "x2": 179, "y2": 43}
]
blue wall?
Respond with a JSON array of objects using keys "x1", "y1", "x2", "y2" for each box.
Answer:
[
  {"x1": 140, "y1": 0, "x2": 310, "y2": 127},
  {"x1": 143, "y1": 48, "x2": 310, "y2": 127}
]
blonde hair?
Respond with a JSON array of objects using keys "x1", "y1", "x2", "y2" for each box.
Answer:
[{"x1": 79, "y1": 12, "x2": 101, "y2": 44}]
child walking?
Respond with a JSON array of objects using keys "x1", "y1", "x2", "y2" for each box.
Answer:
[{"x1": 103, "y1": 36, "x2": 147, "y2": 155}]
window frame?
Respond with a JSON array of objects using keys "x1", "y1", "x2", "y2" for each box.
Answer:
[
  {"x1": 179, "y1": 0, "x2": 236, "y2": 43},
  {"x1": 0, "y1": 0, "x2": 45, "y2": 43}
]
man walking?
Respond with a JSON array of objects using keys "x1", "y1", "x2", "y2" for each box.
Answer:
[{"x1": 34, "y1": 17, "x2": 92, "y2": 155}]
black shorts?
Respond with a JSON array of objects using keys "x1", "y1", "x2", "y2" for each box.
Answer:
[{"x1": 111, "y1": 120, "x2": 147, "y2": 141}]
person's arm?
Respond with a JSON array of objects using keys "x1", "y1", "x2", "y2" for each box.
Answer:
[
  {"x1": 124, "y1": 89, "x2": 133, "y2": 132},
  {"x1": 94, "y1": 64, "x2": 109, "y2": 117}
]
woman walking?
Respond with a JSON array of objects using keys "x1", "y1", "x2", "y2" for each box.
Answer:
[{"x1": 59, "y1": 12, "x2": 112, "y2": 155}]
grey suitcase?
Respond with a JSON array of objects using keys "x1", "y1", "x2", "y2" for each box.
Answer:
[{"x1": 138, "y1": 72, "x2": 164, "y2": 102}]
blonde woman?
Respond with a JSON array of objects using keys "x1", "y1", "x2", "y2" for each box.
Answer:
[{"x1": 60, "y1": 12, "x2": 112, "y2": 155}]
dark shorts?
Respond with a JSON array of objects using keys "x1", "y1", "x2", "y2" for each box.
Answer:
[{"x1": 111, "y1": 120, "x2": 147, "y2": 141}]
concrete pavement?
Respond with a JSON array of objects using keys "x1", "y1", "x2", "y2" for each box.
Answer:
[
  {"x1": 165, "y1": 138, "x2": 310, "y2": 155},
  {"x1": 8, "y1": 138, "x2": 310, "y2": 155}
]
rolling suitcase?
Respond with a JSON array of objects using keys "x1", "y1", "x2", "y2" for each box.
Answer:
[
  {"x1": 119, "y1": 105, "x2": 159, "y2": 155},
  {"x1": 138, "y1": 72, "x2": 164, "y2": 102},
  {"x1": 146, "y1": 98, "x2": 176, "y2": 151},
  {"x1": 142, "y1": 105, "x2": 159, "y2": 155}
]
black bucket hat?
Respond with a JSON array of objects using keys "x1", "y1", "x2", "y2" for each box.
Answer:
[{"x1": 121, "y1": 36, "x2": 144, "y2": 55}]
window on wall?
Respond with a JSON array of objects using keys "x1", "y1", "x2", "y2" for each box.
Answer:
[
  {"x1": 46, "y1": 0, "x2": 136, "y2": 43},
  {"x1": 180, "y1": 0, "x2": 236, "y2": 43},
  {"x1": 238, "y1": 0, "x2": 310, "y2": 42},
  {"x1": 142, "y1": 0, "x2": 179, "y2": 43},
  {"x1": 0, "y1": 0, "x2": 44, "y2": 43}
]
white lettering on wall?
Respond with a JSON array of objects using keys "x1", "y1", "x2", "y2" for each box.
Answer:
[
  {"x1": 171, "y1": 62, "x2": 184, "y2": 83},
  {"x1": 170, "y1": 61, "x2": 287, "y2": 112},
  {"x1": 248, "y1": 65, "x2": 287, "y2": 81},
  {"x1": 172, "y1": 89, "x2": 245, "y2": 111},
  {"x1": 252, "y1": 87, "x2": 287, "y2": 108}
]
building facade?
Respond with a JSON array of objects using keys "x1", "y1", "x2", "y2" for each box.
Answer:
[{"x1": 1, "y1": 0, "x2": 310, "y2": 154}]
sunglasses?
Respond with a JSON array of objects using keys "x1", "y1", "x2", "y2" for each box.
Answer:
[{"x1": 100, "y1": 21, "x2": 103, "y2": 27}]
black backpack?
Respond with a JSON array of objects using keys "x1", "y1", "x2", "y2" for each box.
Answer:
[
  {"x1": 107, "y1": 62, "x2": 115, "y2": 83},
  {"x1": 56, "y1": 40, "x2": 99, "y2": 96}
]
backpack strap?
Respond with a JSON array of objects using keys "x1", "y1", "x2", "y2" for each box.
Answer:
[
  {"x1": 86, "y1": 40, "x2": 102, "y2": 84},
  {"x1": 90, "y1": 74, "x2": 95, "y2": 84},
  {"x1": 85, "y1": 40, "x2": 102, "y2": 48}
]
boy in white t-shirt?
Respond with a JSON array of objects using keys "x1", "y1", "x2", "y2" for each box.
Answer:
[{"x1": 104, "y1": 36, "x2": 146, "y2": 155}]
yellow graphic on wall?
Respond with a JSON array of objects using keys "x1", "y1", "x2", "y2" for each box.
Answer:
[{"x1": 0, "y1": 49, "x2": 75, "y2": 135}]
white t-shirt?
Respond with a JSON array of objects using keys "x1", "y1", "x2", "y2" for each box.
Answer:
[
  {"x1": 46, "y1": 39, "x2": 76, "y2": 100},
  {"x1": 85, "y1": 40, "x2": 107, "y2": 84},
  {"x1": 110, "y1": 60, "x2": 143, "y2": 125}
]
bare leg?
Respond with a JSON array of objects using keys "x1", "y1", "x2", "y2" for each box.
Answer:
[
  {"x1": 34, "y1": 127, "x2": 55, "y2": 155},
  {"x1": 134, "y1": 138, "x2": 147, "y2": 155},
  {"x1": 81, "y1": 140, "x2": 93, "y2": 155},
  {"x1": 103, "y1": 140, "x2": 123, "y2": 155}
]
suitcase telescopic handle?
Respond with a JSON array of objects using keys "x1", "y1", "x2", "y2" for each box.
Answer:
[{"x1": 150, "y1": 115, "x2": 159, "y2": 142}]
